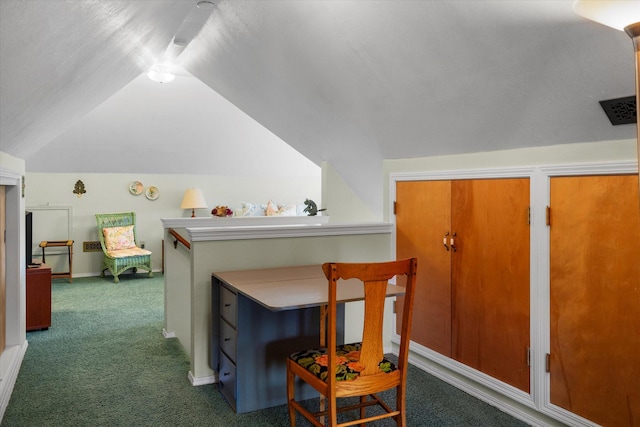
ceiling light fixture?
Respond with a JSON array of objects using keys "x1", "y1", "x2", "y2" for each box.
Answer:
[
  {"x1": 147, "y1": 1, "x2": 215, "y2": 83},
  {"x1": 573, "y1": 0, "x2": 640, "y2": 201},
  {"x1": 197, "y1": 1, "x2": 215, "y2": 10},
  {"x1": 147, "y1": 64, "x2": 175, "y2": 83}
]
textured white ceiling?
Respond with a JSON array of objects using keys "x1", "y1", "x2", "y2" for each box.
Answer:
[{"x1": 0, "y1": 0, "x2": 636, "y2": 212}]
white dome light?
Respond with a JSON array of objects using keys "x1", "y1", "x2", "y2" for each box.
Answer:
[{"x1": 147, "y1": 64, "x2": 175, "y2": 83}]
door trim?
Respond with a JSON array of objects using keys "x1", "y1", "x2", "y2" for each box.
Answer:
[{"x1": 537, "y1": 160, "x2": 637, "y2": 427}]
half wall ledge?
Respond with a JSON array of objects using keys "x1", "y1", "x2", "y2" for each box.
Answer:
[
  {"x1": 161, "y1": 215, "x2": 329, "y2": 230},
  {"x1": 160, "y1": 217, "x2": 394, "y2": 386}
]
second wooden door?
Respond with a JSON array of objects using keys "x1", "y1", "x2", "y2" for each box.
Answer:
[{"x1": 549, "y1": 174, "x2": 640, "y2": 427}]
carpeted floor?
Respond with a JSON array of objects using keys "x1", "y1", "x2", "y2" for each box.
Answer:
[{"x1": 2, "y1": 274, "x2": 529, "y2": 426}]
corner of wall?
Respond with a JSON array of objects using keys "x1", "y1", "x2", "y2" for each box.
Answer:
[{"x1": 321, "y1": 161, "x2": 380, "y2": 223}]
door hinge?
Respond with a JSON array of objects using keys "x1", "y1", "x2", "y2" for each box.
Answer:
[
  {"x1": 393, "y1": 201, "x2": 397, "y2": 215},
  {"x1": 546, "y1": 206, "x2": 551, "y2": 227},
  {"x1": 528, "y1": 207, "x2": 531, "y2": 225},
  {"x1": 393, "y1": 300, "x2": 397, "y2": 314},
  {"x1": 526, "y1": 347, "x2": 531, "y2": 367},
  {"x1": 545, "y1": 353, "x2": 551, "y2": 373}
]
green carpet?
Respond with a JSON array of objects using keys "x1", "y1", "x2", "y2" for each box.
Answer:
[{"x1": 2, "y1": 274, "x2": 529, "y2": 426}]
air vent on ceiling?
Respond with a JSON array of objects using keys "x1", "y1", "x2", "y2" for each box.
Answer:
[{"x1": 599, "y1": 96, "x2": 636, "y2": 125}]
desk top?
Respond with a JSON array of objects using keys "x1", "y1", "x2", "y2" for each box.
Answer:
[
  {"x1": 212, "y1": 264, "x2": 405, "y2": 311},
  {"x1": 27, "y1": 262, "x2": 50, "y2": 271}
]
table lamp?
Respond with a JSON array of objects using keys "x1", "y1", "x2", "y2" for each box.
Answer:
[
  {"x1": 180, "y1": 188, "x2": 207, "y2": 218},
  {"x1": 573, "y1": 0, "x2": 640, "y2": 201}
]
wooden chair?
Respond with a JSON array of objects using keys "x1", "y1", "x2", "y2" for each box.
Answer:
[
  {"x1": 95, "y1": 212, "x2": 152, "y2": 283},
  {"x1": 286, "y1": 258, "x2": 418, "y2": 426}
]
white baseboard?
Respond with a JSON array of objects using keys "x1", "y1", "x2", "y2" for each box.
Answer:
[
  {"x1": 188, "y1": 370, "x2": 216, "y2": 386},
  {"x1": 0, "y1": 341, "x2": 28, "y2": 423},
  {"x1": 72, "y1": 268, "x2": 164, "y2": 279},
  {"x1": 402, "y1": 345, "x2": 566, "y2": 427}
]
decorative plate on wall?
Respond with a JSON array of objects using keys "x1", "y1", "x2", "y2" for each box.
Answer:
[
  {"x1": 129, "y1": 181, "x2": 144, "y2": 195},
  {"x1": 145, "y1": 186, "x2": 159, "y2": 200}
]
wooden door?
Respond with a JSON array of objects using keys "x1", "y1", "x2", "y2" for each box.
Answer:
[
  {"x1": 395, "y1": 181, "x2": 452, "y2": 356},
  {"x1": 451, "y1": 178, "x2": 530, "y2": 392},
  {"x1": 550, "y1": 175, "x2": 640, "y2": 427}
]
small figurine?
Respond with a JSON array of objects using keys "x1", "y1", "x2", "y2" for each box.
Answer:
[{"x1": 303, "y1": 199, "x2": 326, "y2": 216}]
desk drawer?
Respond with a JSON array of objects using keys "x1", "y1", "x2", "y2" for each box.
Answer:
[
  {"x1": 220, "y1": 319, "x2": 237, "y2": 362},
  {"x1": 220, "y1": 285, "x2": 237, "y2": 327},
  {"x1": 219, "y1": 351, "x2": 237, "y2": 411}
]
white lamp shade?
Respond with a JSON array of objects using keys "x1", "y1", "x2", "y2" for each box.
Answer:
[
  {"x1": 180, "y1": 188, "x2": 208, "y2": 210},
  {"x1": 573, "y1": 0, "x2": 640, "y2": 31}
]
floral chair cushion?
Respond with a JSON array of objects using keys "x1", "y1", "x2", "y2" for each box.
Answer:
[
  {"x1": 106, "y1": 247, "x2": 152, "y2": 258},
  {"x1": 289, "y1": 343, "x2": 396, "y2": 382},
  {"x1": 103, "y1": 225, "x2": 136, "y2": 251}
]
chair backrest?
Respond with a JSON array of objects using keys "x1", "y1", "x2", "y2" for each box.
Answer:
[
  {"x1": 322, "y1": 258, "x2": 418, "y2": 380},
  {"x1": 95, "y1": 212, "x2": 139, "y2": 248}
]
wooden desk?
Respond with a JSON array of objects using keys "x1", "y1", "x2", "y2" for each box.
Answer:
[
  {"x1": 214, "y1": 264, "x2": 404, "y2": 311},
  {"x1": 211, "y1": 265, "x2": 405, "y2": 413}
]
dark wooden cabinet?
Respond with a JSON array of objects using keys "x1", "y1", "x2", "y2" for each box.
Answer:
[{"x1": 26, "y1": 263, "x2": 51, "y2": 331}]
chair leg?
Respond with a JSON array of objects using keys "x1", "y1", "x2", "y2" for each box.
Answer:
[
  {"x1": 319, "y1": 395, "x2": 326, "y2": 426},
  {"x1": 329, "y1": 396, "x2": 338, "y2": 426},
  {"x1": 397, "y1": 386, "x2": 406, "y2": 427},
  {"x1": 359, "y1": 395, "x2": 367, "y2": 427},
  {"x1": 113, "y1": 274, "x2": 120, "y2": 283},
  {"x1": 286, "y1": 361, "x2": 297, "y2": 427},
  {"x1": 148, "y1": 271, "x2": 153, "y2": 278}
]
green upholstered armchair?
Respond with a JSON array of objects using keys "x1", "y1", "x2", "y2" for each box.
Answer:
[{"x1": 95, "y1": 212, "x2": 152, "y2": 283}]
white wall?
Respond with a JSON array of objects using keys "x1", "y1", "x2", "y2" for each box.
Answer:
[
  {"x1": 25, "y1": 71, "x2": 320, "y2": 178},
  {"x1": 383, "y1": 139, "x2": 637, "y2": 220},
  {"x1": 20, "y1": 67, "x2": 331, "y2": 278},
  {"x1": 321, "y1": 161, "x2": 379, "y2": 222},
  {"x1": 25, "y1": 172, "x2": 321, "y2": 277},
  {"x1": 0, "y1": 151, "x2": 27, "y2": 422}
]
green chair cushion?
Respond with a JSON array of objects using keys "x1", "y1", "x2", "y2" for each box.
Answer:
[{"x1": 289, "y1": 343, "x2": 396, "y2": 382}]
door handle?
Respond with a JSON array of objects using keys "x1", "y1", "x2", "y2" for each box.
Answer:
[
  {"x1": 443, "y1": 232, "x2": 450, "y2": 251},
  {"x1": 450, "y1": 232, "x2": 457, "y2": 252}
]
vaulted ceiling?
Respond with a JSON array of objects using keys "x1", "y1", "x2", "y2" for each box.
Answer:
[{"x1": 0, "y1": 0, "x2": 636, "y2": 212}]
